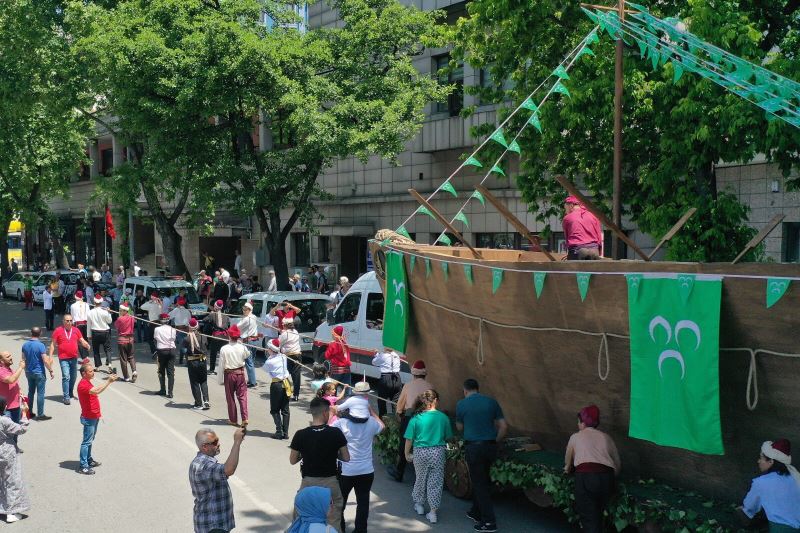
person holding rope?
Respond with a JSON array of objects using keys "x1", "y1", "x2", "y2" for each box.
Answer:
[
  {"x1": 217, "y1": 325, "x2": 249, "y2": 428},
  {"x1": 153, "y1": 313, "x2": 178, "y2": 399},
  {"x1": 264, "y1": 338, "x2": 291, "y2": 439},
  {"x1": 279, "y1": 317, "x2": 303, "y2": 401},
  {"x1": 140, "y1": 291, "x2": 163, "y2": 355},
  {"x1": 70, "y1": 291, "x2": 90, "y2": 360},
  {"x1": 115, "y1": 303, "x2": 137, "y2": 383},
  {"x1": 236, "y1": 302, "x2": 260, "y2": 389},
  {"x1": 87, "y1": 295, "x2": 113, "y2": 369},
  {"x1": 325, "y1": 326, "x2": 351, "y2": 396},
  {"x1": 740, "y1": 439, "x2": 800, "y2": 531},
  {"x1": 183, "y1": 318, "x2": 210, "y2": 411},
  {"x1": 169, "y1": 297, "x2": 192, "y2": 365},
  {"x1": 371, "y1": 347, "x2": 402, "y2": 418},
  {"x1": 202, "y1": 300, "x2": 230, "y2": 375},
  {"x1": 388, "y1": 360, "x2": 433, "y2": 483}
]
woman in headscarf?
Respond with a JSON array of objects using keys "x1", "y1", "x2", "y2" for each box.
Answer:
[
  {"x1": 183, "y1": 318, "x2": 210, "y2": 410},
  {"x1": 287, "y1": 486, "x2": 338, "y2": 533},
  {"x1": 264, "y1": 339, "x2": 291, "y2": 440},
  {"x1": 202, "y1": 300, "x2": 229, "y2": 375},
  {"x1": 0, "y1": 396, "x2": 30, "y2": 523},
  {"x1": 563, "y1": 405, "x2": 620, "y2": 533},
  {"x1": 741, "y1": 438, "x2": 800, "y2": 531},
  {"x1": 279, "y1": 318, "x2": 303, "y2": 401},
  {"x1": 324, "y1": 326, "x2": 351, "y2": 396}
]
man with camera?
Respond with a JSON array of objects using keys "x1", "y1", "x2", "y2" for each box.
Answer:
[{"x1": 76, "y1": 362, "x2": 118, "y2": 475}]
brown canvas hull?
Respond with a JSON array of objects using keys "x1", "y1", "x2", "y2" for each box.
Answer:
[{"x1": 370, "y1": 242, "x2": 800, "y2": 501}]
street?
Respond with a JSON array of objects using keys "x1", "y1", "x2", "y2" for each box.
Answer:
[{"x1": 0, "y1": 299, "x2": 572, "y2": 532}]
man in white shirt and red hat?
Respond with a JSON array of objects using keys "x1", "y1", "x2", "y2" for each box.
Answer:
[
  {"x1": 217, "y1": 325, "x2": 249, "y2": 427},
  {"x1": 741, "y1": 438, "x2": 800, "y2": 530},
  {"x1": 169, "y1": 297, "x2": 192, "y2": 365},
  {"x1": 236, "y1": 302, "x2": 260, "y2": 388},
  {"x1": 70, "y1": 291, "x2": 90, "y2": 360},
  {"x1": 87, "y1": 295, "x2": 113, "y2": 368},
  {"x1": 153, "y1": 313, "x2": 177, "y2": 398},
  {"x1": 202, "y1": 299, "x2": 229, "y2": 376}
]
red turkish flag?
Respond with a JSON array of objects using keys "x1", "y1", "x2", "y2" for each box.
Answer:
[{"x1": 105, "y1": 205, "x2": 116, "y2": 239}]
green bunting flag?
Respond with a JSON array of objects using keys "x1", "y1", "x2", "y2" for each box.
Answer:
[
  {"x1": 521, "y1": 97, "x2": 538, "y2": 111},
  {"x1": 626, "y1": 274, "x2": 643, "y2": 303},
  {"x1": 576, "y1": 47, "x2": 595, "y2": 59},
  {"x1": 508, "y1": 140, "x2": 521, "y2": 154},
  {"x1": 437, "y1": 234, "x2": 452, "y2": 246},
  {"x1": 533, "y1": 272, "x2": 546, "y2": 299},
  {"x1": 441, "y1": 261, "x2": 449, "y2": 281},
  {"x1": 586, "y1": 30, "x2": 600, "y2": 45},
  {"x1": 471, "y1": 190, "x2": 486, "y2": 206},
  {"x1": 576, "y1": 272, "x2": 591, "y2": 301},
  {"x1": 464, "y1": 156, "x2": 483, "y2": 168},
  {"x1": 628, "y1": 276, "x2": 724, "y2": 455},
  {"x1": 416, "y1": 206, "x2": 434, "y2": 218},
  {"x1": 396, "y1": 226, "x2": 411, "y2": 240},
  {"x1": 424, "y1": 258, "x2": 431, "y2": 278},
  {"x1": 409, "y1": 255, "x2": 416, "y2": 275},
  {"x1": 463, "y1": 264, "x2": 473, "y2": 284},
  {"x1": 636, "y1": 37, "x2": 648, "y2": 57},
  {"x1": 382, "y1": 252, "x2": 408, "y2": 353},
  {"x1": 528, "y1": 112, "x2": 542, "y2": 133},
  {"x1": 440, "y1": 181, "x2": 457, "y2": 197},
  {"x1": 490, "y1": 164, "x2": 506, "y2": 177},
  {"x1": 581, "y1": 7, "x2": 599, "y2": 24},
  {"x1": 492, "y1": 268, "x2": 504, "y2": 294},
  {"x1": 677, "y1": 274, "x2": 695, "y2": 305},
  {"x1": 490, "y1": 129, "x2": 508, "y2": 148},
  {"x1": 766, "y1": 278, "x2": 791, "y2": 308},
  {"x1": 553, "y1": 81, "x2": 571, "y2": 98},
  {"x1": 553, "y1": 65, "x2": 570, "y2": 80},
  {"x1": 672, "y1": 60, "x2": 684, "y2": 83},
  {"x1": 454, "y1": 212, "x2": 469, "y2": 227}
]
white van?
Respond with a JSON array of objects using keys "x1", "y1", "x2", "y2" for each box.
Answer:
[
  {"x1": 123, "y1": 276, "x2": 208, "y2": 317},
  {"x1": 314, "y1": 271, "x2": 411, "y2": 381}
]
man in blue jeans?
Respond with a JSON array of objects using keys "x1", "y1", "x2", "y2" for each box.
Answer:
[
  {"x1": 77, "y1": 363, "x2": 118, "y2": 475},
  {"x1": 21, "y1": 327, "x2": 54, "y2": 420},
  {"x1": 48, "y1": 314, "x2": 92, "y2": 405}
]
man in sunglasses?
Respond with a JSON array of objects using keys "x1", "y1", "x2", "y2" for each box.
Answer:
[
  {"x1": 190, "y1": 427, "x2": 246, "y2": 533},
  {"x1": 48, "y1": 314, "x2": 91, "y2": 405}
]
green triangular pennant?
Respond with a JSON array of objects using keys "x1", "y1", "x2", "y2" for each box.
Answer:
[
  {"x1": 441, "y1": 181, "x2": 457, "y2": 197},
  {"x1": 508, "y1": 140, "x2": 521, "y2": 154},
  {"x1": 528, "y1": 112, "x2": 542, "y2": 133},
  {"x1": 553, "y1": 65, "x2": 570, "y2": 80},
  {"x1": 470, "y1": 190, "x2": 485, "y2": 206},
  {"x1": 463, "y1": 264, "x2": 473, "y2": 284},
  {"x1": 454, "y1": 212, "x2": 469, "y2": 227},
  {"x1": 490, "y1": 164, "x2": 506, "y2": 177},
  {"x1": 636, "y1": 37, "x2": 648, "y2": 57},
  {"x1": 676, "y1": 274, "x2": 695, "y2": 305},
  {"x1": 626, "y1": 274, "x2": 643, "y2": 303},
  {"x1": 533, "y1": 272, "x2": 546, "y2": 299},
  {"x1": 766, "y1": 278, "x2": 791, "y2": 308},
  {"x1": 490, "y1": 129, "x2": 508, "y2": 148},
  {"x1": 464, "y1": 156, "x2": 483, "y2": 168},
  {"x1": 649, "y1": 46, "x2": 659, "y2": 70},
  {"x1": 437, "y1": 234, "x2": 451, "y2": 246},
  {"x1": 425, "y1": 258, "x2": 431, "y2": 278},
  {"x1": 672, "y1": 60, "x2": 684, "y2": 83},
  {"x1": 441, "y1": 261, "x2": 449, "y2": 281},
  {"x1": 553, "y1": 81, "x2": 571, "y2": 98},
  {"x1": 521, "y1": 97, "x2": 538, "y2": 111},
  {"x1": 586, "y1": 30, "x2": 600, "y2": 45},
  {"x1": 416, "y1": 206, "x2": 434, "y2": 218},
  {"x1": 581, "y1": 7, "x2": 599, "y2": 24},
  {"x1": 409, "y1": 255, "x2": 416, "y2": 275},
  {"x1": 576, "y1": 272, "x2": 591, "y2": 302},
  {"x1": 577, "y1": 46, "x2": 595, "y2": 59},
  {"x1": 492, "y1": 268, "x2": 504, "y2": 294},
  {"x1": 396, "y1": 226, "x2": 411, "y2": 239}
]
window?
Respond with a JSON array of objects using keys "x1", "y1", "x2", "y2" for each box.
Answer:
[
  {"x1": 318, "y1": 236, "x2": 330, "y2": 263},
  {"x1": 443, "y1": 2, "x2": 468, "y2": 25},
  {"x1": 9, "y1": 274, "x2": 21, "y2": 282},
  {"x1": 7, "y1": 235, "x2": 21, "y2": 249},
  {"x1": 100, "y1": 148, "x2": 114, "y2": 176},
  {"x1": 264, "y1": 4, "x2": 308, "y2": 33},
  {"x1": 433, "y1": 233, "x2": 456, "y2": 246},
  {"x1": 782, "y1": 222, "x2": 800, "y2": 262},
  {"x1": 434, "y1": 55, "x2": 464, "y2": 117},
  {"x1": 365, "y1": 292, "x2": 384, "y2": 329},
  {"x1": 332, "y1": 292, "x2": 361, "y2": 324},
  {"x1": 293, "y1": 233, "x2": 310, "y2": 267},
  {"x1": 292, "y1": 299, "x2": 328, "y2": 333},
  {"x1": 476, "y1": 232, "x2": 521, "y2": 250}
]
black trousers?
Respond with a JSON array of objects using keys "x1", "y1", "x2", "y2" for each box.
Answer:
[
  {"x1": 208, "y1": 339, "x2": 225, "y2": 373},
  {"x1": 76, "y1": 324, "x2": 89, "y2": 359},
  {"x1": 44, "y1": 309, "x2": 54, "y2": 331},
  {"x1": 54, "y1": 296, "x2": 65, "y2": 314},
  {"x1": 269, "y1": 381, "x2": 290, "y2": 436},
  {"x1": 395, "y1": 414, "x2": 411, "y2": 477},
  {"x1": 156, "y1": 349, "x2": 175, "y2": 394},
  {"x1": 574, "y1": 470, "x2": 615, "y2": 533},
  {"x1": 376, "y1": 373, "x2": 402, "y2": 418},
  {"x1": 91, "y1": 330, "x2": 112, "y2": 366},
  {"x1": 340, "y1": 472, "x2": 374, "y2": 533},
  {"x1": 187, "y1": 358, "x2": 209, "y2": 405},
  {"x1": 287, "y1": 356, "x2": 301, "y2": 398},
  {"x1": 147, "y1": 323, "x2": 158, "y2": 354},
  {"x1": 465, "y1": 441, "x2": 498, "y2": 525}
]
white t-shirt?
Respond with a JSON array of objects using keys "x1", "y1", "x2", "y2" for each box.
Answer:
[
  {"x1": 92, "y1": 271, "x2": 101, "y2": 282},
  {"x1": 43, "y1": 291, "x2": 53, "y2": 310},
  {"x1": 332, "y1": 417, "x2": 382, "y2": 476},
  {"x1": 168, "y1": 306, "x2": 192, "y2": 327},
  {"x1": 70, "y1": 301, "x2": 89, "y2": 323},
  {"x1": 337, "y1": 395, "x2": 370, "y2": 419},
  {"x1": 263, "y1": 354, "x2": 290, "y2": 379}
]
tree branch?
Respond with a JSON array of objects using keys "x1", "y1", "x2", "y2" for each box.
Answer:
[
  {"x1": 78, "y1": 108, "x2": 118, "y2": 136},
  {"x1": 280, "y1": 165, "x2": 320, "y2": 242},
  {"x1": 168, "y1": 183, "x2": 190, "y2": 226}
]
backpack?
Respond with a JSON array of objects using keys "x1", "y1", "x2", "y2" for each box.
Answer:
[{"x1": 318, "y1": 273, "x2": 328, "y2": 293}]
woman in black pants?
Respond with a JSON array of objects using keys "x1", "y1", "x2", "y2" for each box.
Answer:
[
  {"x1": 182, "y1": 319, "x2": 210, "y2": 410},
  {"x1": 264, "y1": 339, "x2": 290, "y2": 439}
]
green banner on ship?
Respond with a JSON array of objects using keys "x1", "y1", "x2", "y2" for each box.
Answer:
[
  {"x1": 383, "y1": 252, "x2": 408, "y2": 353},
  {"x1": 627, "y1": 275, "x2": 724, "y2": 455}
]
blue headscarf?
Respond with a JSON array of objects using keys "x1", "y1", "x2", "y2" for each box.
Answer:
[{"x1": 287, "y1": 486, "x2": 331, "y2": 533}]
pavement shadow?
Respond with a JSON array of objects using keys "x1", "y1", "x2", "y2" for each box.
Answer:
[
  {"x1": 58, "y1": 460, "x2": 81, "y2": 472},
  {"x1": 163, "y1": 402, "x2": 196, "y2": 410},
  {"x1": 240, "y1": 508, "x2": 288, "y2": 531}
]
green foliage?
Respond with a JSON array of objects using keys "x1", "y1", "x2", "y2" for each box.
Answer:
[
  {"x1": 374, "y1": 416, "x2": 401, "y2": 465},
  {"x1": 455, "y1": 0, "x2": 800, "y2": 261}
]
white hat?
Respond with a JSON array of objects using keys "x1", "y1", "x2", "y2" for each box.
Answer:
[
  {"x1": 353, "y1": 381, "x2": 371, "y2": 394},
  {"x1": 119, "y1": 304, "x2": 130, "y2": 312},
  {"x1": 243, "y1": 302, "x2": 253, "y2": 310},
  {"x1": 282, "y1": 317, "x2": 294, "y2": 326},
  {"x1": 339, "y1": 276, "x2": 349, "y2": 284},
  {"x1": 93, "y1": 296, "x2": 103, "y2": 305}
]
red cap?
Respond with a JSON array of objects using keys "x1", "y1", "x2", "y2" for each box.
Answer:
[
  {"x1": 565, "y1": 195, "x2": 581, "y2": 205},
  {"x1": 214, "y1": 300, "x2": 224, "y2": 309},
  {"x1": 579, "y1": 405, "x2": 600, "y2": 428},
  {"x1": 227, "y1": 325, "x2": 241, "y2": 338},
  {"x1": 177, "y1": 297, "x2": 186, "y2": 306},
  {"x1": 159, "y1": 313, "x2": 170, "y2": 321},
  {"x1": 333, "y1": 325, "x2": 344, "y2": 336},
  {"x1": 773, "y1": 438, "x2": 791, "y2": 456},
  {"x1": 151, "y1": 291, "x2": 160, "y2": 298},
  {"x1": 188, "y1": 318, "x2": 198, "y2": 329},
  {"x1": 271, "y1": 338, "x2": 280, "y2": 347},
  {"x1": 75, "y1": 290, "x2": 83, "y2": 298},
  {"x1": 411, "y1": 360, "x2": 427, "y2": 375}
]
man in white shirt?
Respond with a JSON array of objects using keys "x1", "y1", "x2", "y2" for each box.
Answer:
[
  {"x1": 91, "y1": 267, "x2": 101, "y2": 282},
  {"x1": 267, "y1": 271, "x2": 277, "y2": 292},
  {"x1": 372, "y1": 348, "x2": 403, "y2": 417},
  {"x1": 153, "y1": 313, "x2": 177, "y2": 398},
  {"x1": 43, "y1": 286, "x2": 55, "y2": 331},
  {"x1": 133, "y1": 261, "x2": 141, "y2": 277},
  {"x1": 87, "y1": 295, "x2": 113, "y2": 368},
  {"x1": 217, "y1": 325, "x2": 249, "y2": 427},
  {"x1": 236, "y1": 302, "x2": 259, "y2": 388},
  {"x1": 233, "y1": 250, "x2": 242, "y2": 277},
  {"x1": 70, "y1": 290, "x2": 91, "y2": 360},
  {"x1": 220, "y1": 268, "x2": 231, "y2": 284},
  {"x1": 169, "y1": 297, "x2": 192, "y2": 364},
  {"x1": 264, "y1": 339, "x2": 291, "y2": 439},
  {"x1": 140, "y1": 292, "x2": 163, "y2": 354},
  {"x1": 262, "y1": 306, "x2": 280, "y2": 346}
]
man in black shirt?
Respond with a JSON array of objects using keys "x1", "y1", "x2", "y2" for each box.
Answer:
[{"x1": 290, "y1": 397, "x2": 350, "y2": 527}]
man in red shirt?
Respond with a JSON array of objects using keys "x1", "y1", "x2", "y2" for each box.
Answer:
[
  {"x1": 274, "y1": 301, "x2": 301, "y2": 329},
  {"x1": 77, "y1": 363, "x2": 118, "y2": 475},
  {"x1": 562, "y1": 196, "x2": 603, "y2": 260},
  {"x1": 48, "y1": 314, "x2": 91, "y2": 405}
]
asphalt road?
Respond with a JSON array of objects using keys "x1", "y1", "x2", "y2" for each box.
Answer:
[{"x1": 0, "y1": 299, "x2": 572, "y2": 532}]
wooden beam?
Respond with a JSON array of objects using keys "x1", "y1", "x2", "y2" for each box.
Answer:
[
  {"x1": 731, "y1": 214, "x2": 785, "y2": 264},
  {"x1": 579, "y1": 3, "x2": 639, "y2": 14},
  {"x1": 553, "y1": 174, "x2": 651, "y2": 261},
  {"x1": 407, "y1": 189, "x2": 483, "y2": 259},
  {"x1": 647, "y1": 207, "x2": 697, "y2": 260},
  {"x1": 475, "y1": 185, "x2": 556, "y2": 261}
]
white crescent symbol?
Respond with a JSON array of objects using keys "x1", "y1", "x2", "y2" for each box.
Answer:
[
  {"x1": 770, "y1": 282, "x2": 787, "y2": 294},
  {"x1": 675, "y1": 320, "x2": 701, "y2": 351},
  {"x1": 649, "y1": 316, "x2": 671, "y2": 344},
  {"x1": 392, "y1": 280, "x2": 405, "y2": 317},
  {"x1": 658, "y1": 349, "x2": 686, "y2": 379},
  {"x1": 394, "y1": 300, "x2": 404, "y2": 316}
]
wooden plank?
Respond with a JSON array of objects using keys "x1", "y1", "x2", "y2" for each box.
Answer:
[
  {"x1": 407, "y1": 189, "x2": 483, "y2": 259},
  {"x1": 647, "y1": 208, "x2": 697, "y2": 260},
  {"x1": 731, "y1": 214, "x2": 785, "y2": 264},
  {"x1": 475, "y1": 185, "x2": 556, "y2": 261},
  {"x1": 553, "y1": 174, "x2": 651, "y2": 261}
]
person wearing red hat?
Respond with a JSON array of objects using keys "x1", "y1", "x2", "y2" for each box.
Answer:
[
  {"x1": 564, "y1": 405, "x2": 620, "y2": 533},
  {"x1": 324, "y1": 325, "x2": 352, "y2": 396},
  {"x1": 69, "y1": 291, "x2": 90, "y2": 360},
  {"x1": 202, "y1": 300, "x2": 230, "y2": 375},
  {"x1": 388, "y1": 360, "x2": 434, "y2": 482},
  {"x1": 279, "y1": 318, "x2": 302, "y2": 401},
  {"x1": 169, "y1": 297, "x2": 192, "y2": 365},
  {"x1": 217, "y1": 325, "x2": 249, "y2": 427},
  {"x1": 114, "y1": 304, "x2": 137, "y2": 383},
  {"x1": 263, "y1": 338, "x2": 291, "y2": 439},
  {"x1": 140, "y1": 292, "x2": 163, "y2": 355},
  {"x1": 153, "y1": 313, "x2": 177, "y2": 398},
  {"x1": 562, "y1": 196, "x2": 603, "y2": 260},
  {"x1": 183, "y1": 318, "x2": 210, "y2": 410},
  {"x1": 87, "y1": 295, "x2": 113, "y2": 369},
  {"x1": 741, "y1": 439, "x2": 800, "y2": 531}
]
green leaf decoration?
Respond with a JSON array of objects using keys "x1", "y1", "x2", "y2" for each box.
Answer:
[
  {"x1": 409, "y1": 255, "x2": 416, "y2": 275},
  {"x1": 437, "y1": 233, "x2": 451, "y2": 246},
  {"x1": 441, "y1": 261, "x2": 449, "y2": 281},
  {"x1": 528, "y1": 112, "x2": 542, "y2": 133},
  {"x1": 533, "y1": 272, "x2": 546, "y2": 299},
  {"x1": 490, "y1": 129, "x2": 508, "y2": 148},
  {"x1": 396, "y1": 226, "x2": 411, "y2": 239},
  {"x1": 553, "y1": 81, "x2": 571, "y2": 98},
  {"x1": 766, "y1": 278, "x2": 791, "y2": 308},
  {"x1": 464, "y1": 156, "x2": 483, "y2": 168},
  {"x1": 490, "y1": 164, "x2": 506, "y2": 177},
  {"x1": 454, "y1": 212, "x2": 469, "y2": 227},
  {"x1": 672, "y1": 60, "x2": 684, "y2": 83},
  {"x1": 492, "y1": 268, "x2": 504, "y2": 294},
  {"x1": 553, "y1": 65, "x2": 570, "y2": 80},
  {"x1": 416, "y1": 206, "x2": 434, "y2": 218},
  {"x1": 425, "y1": 258, "x2": 431, "y2": 278},
  {"x1": 508, "y1": 140, "x2": 521, "y2": 154},
  {"x1": 521, "y1": 97, "x2": 538, "y2": 111},
  {"x1": 576, "y1": 272, "x2": 592, "y2": 302},
  {"x1": 471, "y1": 190, "x2": 486, "y2": 206},
  {"x1": 463, "y1": 264, "x2": 473, "y2": 284},
  {"x1": 440, "y1": 181, "x2": 458, "y2": 197}
]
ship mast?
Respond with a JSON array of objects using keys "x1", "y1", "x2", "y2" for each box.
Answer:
[{"x1": 612, "y1": 0, "x2": 624, "y2": 259}]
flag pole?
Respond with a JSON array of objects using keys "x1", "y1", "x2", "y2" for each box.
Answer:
[
  {"x1": 611, "y1": 0, "x2": 625, "y2": 259},
  {"x1": 104, "y1": 207, "x2": 108, "y2": 267}
]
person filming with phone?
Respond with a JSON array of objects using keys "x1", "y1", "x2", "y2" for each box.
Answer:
[{"x1": 76, "y1": 362, "x2": 118, "y2": 475}]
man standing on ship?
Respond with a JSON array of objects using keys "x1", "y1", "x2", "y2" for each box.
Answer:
[{"x1": 562, "y1": 196, "x2": 603, "y2": 260}]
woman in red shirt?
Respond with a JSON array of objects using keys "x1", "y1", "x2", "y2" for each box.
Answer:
[{"x1": 324, "y1": 325, "x2": 351, "y2": 394}]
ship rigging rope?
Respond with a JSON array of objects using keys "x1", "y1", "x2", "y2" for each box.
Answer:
[{"x1": 718, "y1": 347, "x2": 800, "y2": 411}]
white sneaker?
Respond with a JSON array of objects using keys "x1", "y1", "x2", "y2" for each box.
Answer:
[
  {"x1": 5, "y1": 513, "x2": 20, "y2": 523},
  {"x1": 414, "y1": 503, "x2": 425, "y2": 515},
  {"x1": 426, "y1": 511, "x2": 437, "y2": 524}
]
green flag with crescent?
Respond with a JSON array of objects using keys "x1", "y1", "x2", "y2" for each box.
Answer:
[
  {"x1": 382, "y1": 252, "x2": 408, "y2": 352},
  {"x1": 627, "y1": 274, "x2": 723, "y2": 455}
]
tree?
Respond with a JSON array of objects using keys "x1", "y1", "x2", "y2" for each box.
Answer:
[
  {"x1": 0, "y1": 0, "x2": 92, "y2": 274},
  {"x1": 455, "y1": 0, "x2": 800, "y2": 261}
]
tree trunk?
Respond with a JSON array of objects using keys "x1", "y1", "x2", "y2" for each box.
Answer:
[
  {"x1": 267, "y1": 210, "x2": 292, "y2": 291},
  {"x1": 0, "y1": 212, "x2": 11, "y2": 279},
  {"x1": 152, "y1": 214, "x2": 190, "y2": 280},
  {"x1": 47, "y1": 219, "x2": 70, "y2": 269}
]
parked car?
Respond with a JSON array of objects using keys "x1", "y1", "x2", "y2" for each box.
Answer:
[
  {"x1": 32, "y1": 270, "x2": 80, "y2": 304},
  {"x1": 313, "y1": 271, "x2": 411, "y2": 382},
  {"x1": 2, "y1": 272, "x2": 43, "y2": 301},
  {"x1": 229, "y1": 292, "x2": 329, "y2": 357},
  {"x1": 123, "y1": 276, "x2": 208, "y2": 317}
]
